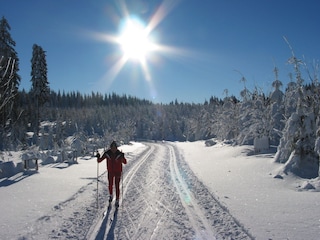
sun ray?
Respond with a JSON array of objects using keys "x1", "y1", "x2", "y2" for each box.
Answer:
[
  {"x1": 117, "y1": 0, "x2": 131, "y2": 20},
  {"x1": 88, "y1": 0, "x2": 205, "y2": 101},
  {"x1": 140, "y1": 57, "x2": 152, "y2": 82},
  {"x1": 96, "y1": 55, "x2": 128, "y2": 91},
  {"x1": 146, "y1": 0, "x2": 180, "y2": 34}
]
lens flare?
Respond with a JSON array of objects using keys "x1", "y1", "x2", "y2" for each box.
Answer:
[{"x1": 91, "y1": 0, "x2": 188, "y2": 101}]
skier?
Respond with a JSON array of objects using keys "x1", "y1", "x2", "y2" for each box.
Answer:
[{"x1": 96, "y1": 141, "x2": 127, "y2": 207}]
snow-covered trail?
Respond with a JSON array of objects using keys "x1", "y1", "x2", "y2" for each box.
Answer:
[
  {"x1": 89, "y1": 142, "x2": 253, "y2": 239},
  {"x1": 2, "y1": 142, "x2": 254, "y2": 239},
  {"x1": 2, "y1": 141, "x2": 320, "y2": 239}
]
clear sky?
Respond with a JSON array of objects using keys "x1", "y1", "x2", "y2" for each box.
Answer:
[{"x1": 1, "y1": 0, "x2": 320, "y2": 103}]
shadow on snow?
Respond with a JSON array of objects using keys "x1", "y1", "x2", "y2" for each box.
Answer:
[{"x1": 95, "y1": 206, "x2": 118, "y2": 240}]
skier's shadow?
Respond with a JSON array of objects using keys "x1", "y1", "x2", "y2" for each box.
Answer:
[
  {"x1": 95, "y1": 206, "x2": 111, "y2": 240},
  {"x1": 106, "y1": 209, "x2": 118, "y2": 240}
]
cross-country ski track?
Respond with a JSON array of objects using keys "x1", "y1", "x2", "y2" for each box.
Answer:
[
  {"x1": 87, "y1": 143, "x2": 253, "y2": 239},
  {"x1": 19, "y1": 142, "x2": 253, "y2": 239}
]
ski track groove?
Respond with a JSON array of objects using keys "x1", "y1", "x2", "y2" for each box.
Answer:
[
  {"x1": 121, "y1": 145, "x2": 155, "y2": 237},
  {"x1": 22, "y1": 142, "x2": 254, "y2": 239},
  {"x1": 168, "y1": 144, "x2": 217, "y2": 240},
  {"x1": 150, "y1": 204, "x2": 169, "y2": 240},
  {"x1": 113, "y1": 142, "x2": 253, "y2": 239},
  {"x1": 87, "y1": 144, "x2": 155, "y2": 240},
  {"x1": 172, "y1": 143, "x2": 255, "y2": 239},
  {"x1": 122, "y1": 145, "x2": 154, "y2": 197}
]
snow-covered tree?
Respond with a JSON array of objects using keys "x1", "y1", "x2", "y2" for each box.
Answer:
[
  {"x1": 275, "y1": 49, "x2": 319, "y2": 178},
  {"x1": 219, "y1": 96, "x2": 239, "y2": 141},
  {"x1": 234, "y1": 72, "x2": 267, "y2": 145},
  {"x1": 30, "y1": 44, "x2": 49, "y2": 138},
  {"x1": 268, "y1": 67, "x2": 285, "y2": 145},
  {"x1": 0, "y1": 16, "x2": 20, "y2": 150},
  {"x1": 0, "y1": 56, "x2": 15, "y2": 118},
  {"x1": 237, "y1": 88, "x2": 269, "y2": 145},
  {"x1": 314, "y1": 128, "x2": 320, "y2": 177}
]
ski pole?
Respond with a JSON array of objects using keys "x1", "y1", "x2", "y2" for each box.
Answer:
[
  {"x1": 97, "y1": 160, "x2": 99, "y2": 209},
  {"x1": 96, "y1": 151, "x2": 99, "y2": 209},
  {"x1": 121, "y1": 163, "x2": 124, "y2": 209}
]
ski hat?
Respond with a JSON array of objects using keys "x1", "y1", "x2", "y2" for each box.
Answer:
[{"x1": 110, "y1": 141, "x2": 117, "y2": 148}]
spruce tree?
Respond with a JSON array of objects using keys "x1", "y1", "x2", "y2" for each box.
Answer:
[
  {"x1": 0, "y1": 16, "x2": 20, "y2": 149},
  {"x1": 30, "y1": 44, "x2": 50, "y2": 138}
]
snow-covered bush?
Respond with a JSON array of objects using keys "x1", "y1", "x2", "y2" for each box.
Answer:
[
  {"x1": 205, "y1": 139, "x2": 216, "y2": 147},
  {"x1": 254, "y1": 136, "x2": 269, "y2": 153},
  {"x1": 41, "y1": 156, "x2": 55, "y2": 165},
  {"x1": 0, "y1": 161, "x2": 24, "y2": 178},
  {"x1": 275, "y1": 105, "x2": 319, "y2": 178}
]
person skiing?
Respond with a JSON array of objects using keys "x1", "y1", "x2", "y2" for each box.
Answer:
[{"x1": 96, "y1": 141, "x2": 127, "y2": 207}]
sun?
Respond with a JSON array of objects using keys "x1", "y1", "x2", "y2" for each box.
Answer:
[
  {"x1": 118, "y1": 18, "x2": 154, "y2": 62},
  {"x1": 90, "y1": 0, "x2": 187, "y2": 99}
]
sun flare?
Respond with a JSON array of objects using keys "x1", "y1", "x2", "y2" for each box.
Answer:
[
  {"x1": 119, "y1": 18, "x2": 154, "y2": 61},
  {"x1": 91, "y1": 0, "x2": 185, "y2": 100}
]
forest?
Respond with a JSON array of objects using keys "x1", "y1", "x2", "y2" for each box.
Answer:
[{"x1": 1, "y1": 16, "x2": 319, "y2": 179}]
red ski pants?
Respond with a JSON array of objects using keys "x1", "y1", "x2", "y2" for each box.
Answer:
[{"x1": 108, "y1": 172, "x2": 121, "y2": 200}]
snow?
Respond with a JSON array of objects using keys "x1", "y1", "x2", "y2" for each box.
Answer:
[
  {"x1": 177, "y1": 141, "x2": 320, "y2": 239},
  {"x1": 1, "y1": 141, "x2": 320, "y2": 239}
]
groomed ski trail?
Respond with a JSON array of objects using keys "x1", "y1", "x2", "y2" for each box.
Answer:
[
  {"x1": 89, "y1": 142, "x2": 253, "y2": 239},
  {"x1": 168, "y1": 144, "x2": 216, "y2": 239},
  {"x1": 86, "y1": 144, "x2": 155, "y2": 239}
]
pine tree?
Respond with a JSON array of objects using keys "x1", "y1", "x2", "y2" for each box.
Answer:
[
  {"x1": 30, "y1": 44, "x2": 50, "y2": 139},
  {"x1": 0, "y1": 16, "x2": 20, "y2": 150}
]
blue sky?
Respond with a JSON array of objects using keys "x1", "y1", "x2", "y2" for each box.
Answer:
[{"x1": 2, "y1": 0, "x2": 320, "y2": 103}]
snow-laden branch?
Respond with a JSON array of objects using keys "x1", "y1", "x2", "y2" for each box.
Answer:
[{"x1": 0, "y1": 56, "x2": 16, "y2": 112}]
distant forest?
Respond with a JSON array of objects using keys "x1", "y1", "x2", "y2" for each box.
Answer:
[{"x1": 1, "y1": 16, "x2": 320, "y2": 178}]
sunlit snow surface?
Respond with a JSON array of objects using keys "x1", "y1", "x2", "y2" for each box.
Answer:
[{"x1": 0, "y1": 141, "x2": 319, "y2": 239}]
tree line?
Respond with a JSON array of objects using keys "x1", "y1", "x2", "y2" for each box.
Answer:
[{"x1": 1, "y1": 16, "x2": 319, "y2": 178}]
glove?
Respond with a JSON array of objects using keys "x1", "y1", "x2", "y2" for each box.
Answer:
[{"x1": 97, "y1": 154, "x2": 102, "y2": 163}]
